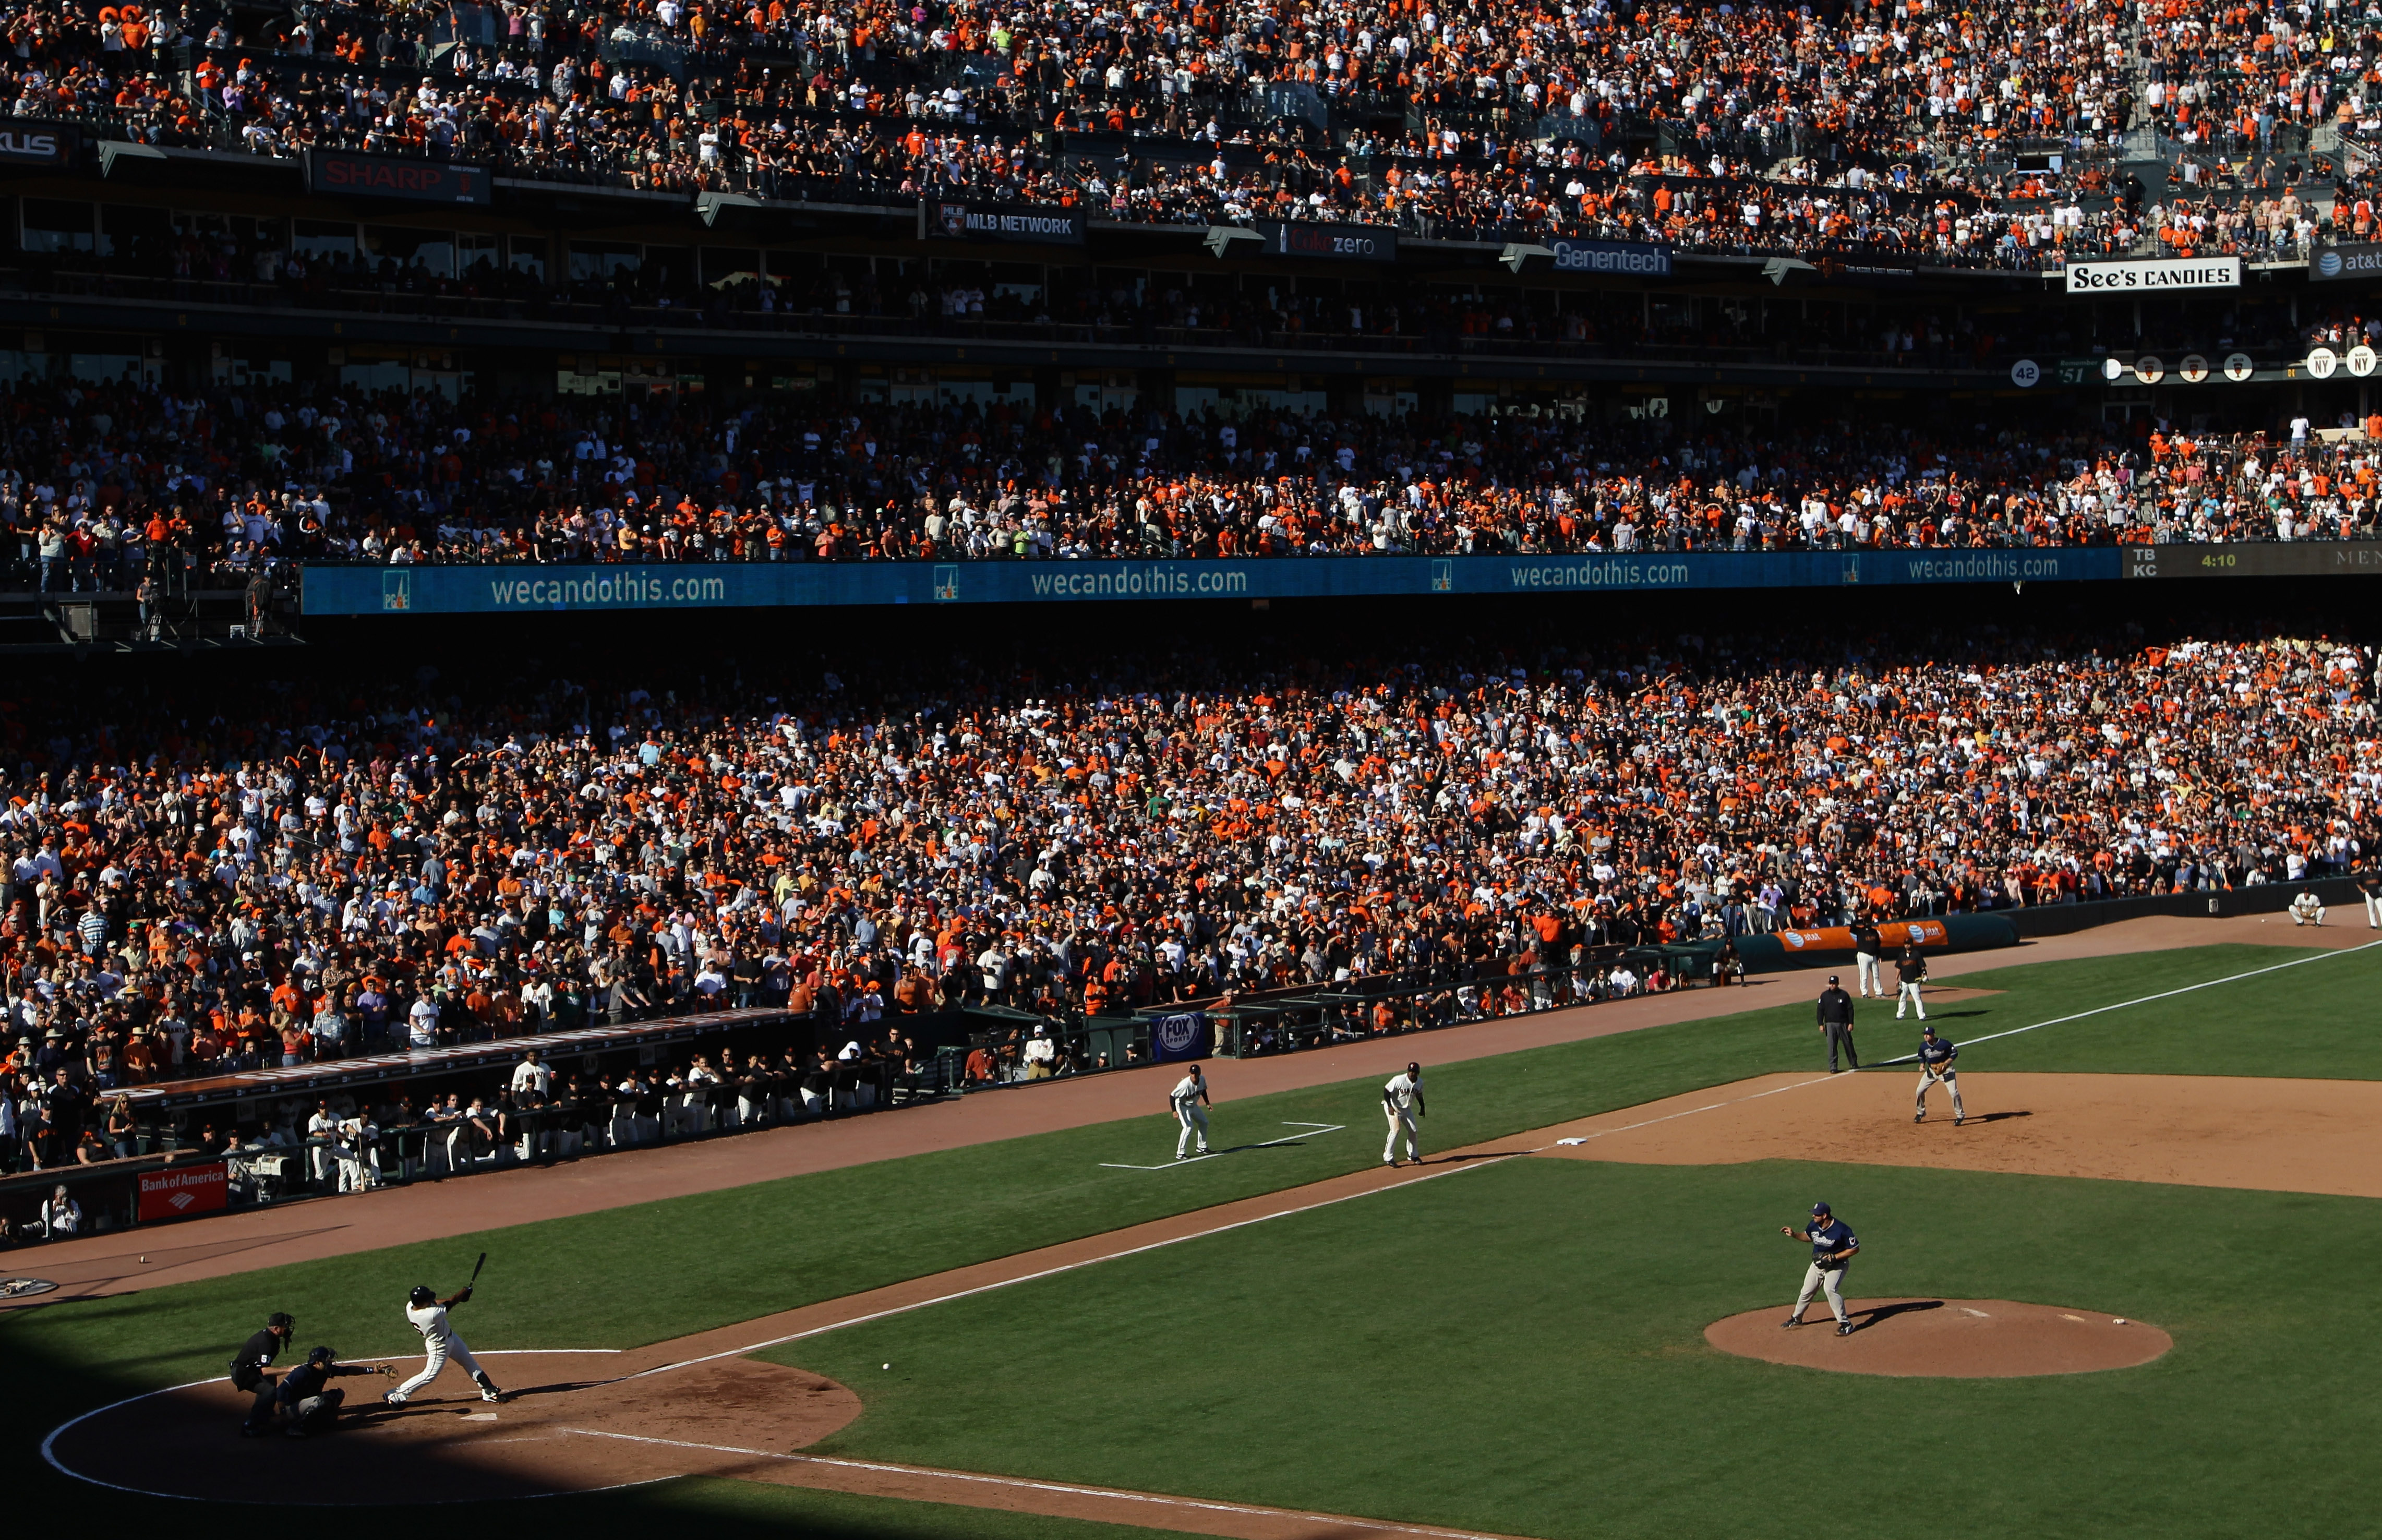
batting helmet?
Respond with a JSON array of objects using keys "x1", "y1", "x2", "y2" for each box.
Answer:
[{"x1": 408, "y1": 1285, "x2": 437, "y2": 1308}]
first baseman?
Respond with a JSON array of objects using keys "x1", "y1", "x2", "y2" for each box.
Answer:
[
  {"x1": 385, "y1": 1282, "x2": 503, "y2": 1405},
  {"x1": 1382, "y1": 1062, "x2": 1425, "y2": 1165},
  {"x1": 1913, "y1": 1025, "x2": 1964, "y2": 1125},
  {"x1": 1169, "y1": 1063, "x2": 1212, "y2": 1160},
  {"x1": 1781, "y1": 1201, "x2": 1860, "y2": 1335}
]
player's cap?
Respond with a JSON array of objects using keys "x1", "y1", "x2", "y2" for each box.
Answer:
[
  {"x1": 1810, "y1": 1202, "x2": 1831, "y2": 1216},
  {"x1": 1406, "y1": 1061, "x2": 1421, "y2": 1076},
  {"x1": 1921, "y1": 1023, "x2": 1938, "y2": 1034},
  {"x1": 1827, "y1": 975, "x2": 1840, "y2": 985}
]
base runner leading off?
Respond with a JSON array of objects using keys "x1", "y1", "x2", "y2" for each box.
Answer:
[
  {"x1": 386, "y1": 1282, "x2": 504, "y2": 1404},
  {"x1": 1382, "y1": 1061, "x2": 1425, "y2": 1166}
]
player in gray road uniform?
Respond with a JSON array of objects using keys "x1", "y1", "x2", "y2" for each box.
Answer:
[
  {"x1": 1913, "y1": 1025, "x2": 1964, "y2": 1125},
  {"x1": 1780, "y1": 1202, "x2": 1860, "y2": 1335}
]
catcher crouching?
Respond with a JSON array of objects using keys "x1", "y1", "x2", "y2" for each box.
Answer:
[{"x1": 244, "y1": 1346, "x2": 395, "y2": 1439}]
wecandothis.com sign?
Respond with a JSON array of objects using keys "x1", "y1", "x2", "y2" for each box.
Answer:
[{"x1": 2062, "y1": 256, "x2": 2240, "y2": 293}]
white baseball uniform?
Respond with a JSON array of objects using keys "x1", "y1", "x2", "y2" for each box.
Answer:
[
  {"x1": 1382, "y1": 1070, "x2": 1423, "y2": 1163},
  {"x1": 389, "y1": 1299, "x2": 489, "y2": 1401},
  {"x1": 1170, "y1": 1072, "x2": 1211, "y2": 1158}
]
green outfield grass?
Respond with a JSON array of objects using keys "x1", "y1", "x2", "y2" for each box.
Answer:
[
  {"x1": 768, "y1": 1156, "x2": 2382, "y2": 1540},
  {"x1": 3, "y1": 939, "x2": 2375, "y2": 1537}
]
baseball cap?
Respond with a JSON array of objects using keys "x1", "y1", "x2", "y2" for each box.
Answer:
[
  {"x1": 1827, "y1": 975, "x2": 1839, "y2": 984},
  {"x1": 1811, "y1": 1202, "x2": 1831, "y2": 1216}
]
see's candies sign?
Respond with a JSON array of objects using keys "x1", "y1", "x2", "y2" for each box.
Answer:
[{"x1": 137, "y1": 1161, "x2": 228, "y2": 1223}]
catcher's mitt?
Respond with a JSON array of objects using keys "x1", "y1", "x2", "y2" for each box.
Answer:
[{"x1": 377, "y1": 1363, "x2": 399, "y2": 1377}]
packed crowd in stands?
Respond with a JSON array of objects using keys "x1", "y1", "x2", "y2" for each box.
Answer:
[
  {"x1": 11, "y1": 0, "x2": 2368, "y2": 266},
  {"x1": 0, "y1": 618, "x2": 2373, "y2": 1183},
  {"x1": 8, "y1": 368, "x2": 2382, "y2": 592}
]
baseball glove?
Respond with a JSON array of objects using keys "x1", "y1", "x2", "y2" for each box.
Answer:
[{"x1": 376, "y1": 1363, "x2": 399, "y2": 1377}]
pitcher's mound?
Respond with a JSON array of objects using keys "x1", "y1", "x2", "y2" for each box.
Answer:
[{"x1": 1706, "y1": 1299, "x2": 2171, "y2": 1377}]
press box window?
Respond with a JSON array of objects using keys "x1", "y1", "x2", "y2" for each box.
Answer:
[
  {"x1": 20, "y1": 199, "x2": 94, "y2": 254},
  {"x1": 292, "y1": 219, "x2": 359, "y2": 261},
  {"x1": 364, "y1": 226, "x2": 458, "y2": 279}
]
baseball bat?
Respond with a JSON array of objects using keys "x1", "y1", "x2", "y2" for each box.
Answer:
[{"x1": 468, "y1": 1251, "x2": 487, "y2": 1288}]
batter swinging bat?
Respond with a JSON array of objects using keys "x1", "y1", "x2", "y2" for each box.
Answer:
[{"x1": 468, "y1": 1251, "x2": 487, "y2": 1288}]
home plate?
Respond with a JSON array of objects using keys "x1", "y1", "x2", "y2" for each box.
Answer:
[{"x1": 461, "y1": 1413, "x2": 499, "y2": 1421}]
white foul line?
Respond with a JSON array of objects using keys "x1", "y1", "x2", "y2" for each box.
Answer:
[
  {"x1": 1866, "y1": 939, "x2": 2381, "y2": 1067},
  {"x1": 1101, "y1": 1121, "x2": 1348, "y2": 1171},
  {"x1": 1549, "y1": 1073, "x2": 1843, "y2": 1147},
  {"x1": 621, "y1": 1154, "x2": 1505, "y2": 1381},
  {"x1": 1546, "y1": 940, "x2": 2382, "y2": 1145},
  {"x1": 557, "y1": 1427, "x2": 1513, "y2": 1540}
]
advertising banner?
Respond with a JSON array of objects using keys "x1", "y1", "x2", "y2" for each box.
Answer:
[
  {"x1": 1548, "y1": 238, "x2": 1672, "y2": 277},
  {"x1": 2062, "y1": 256, "x2": 2240, "y2": 293},
  {"x1": 137, "y1": 1161, "x2": 228, "y2": 1223},
  {"x1": 921, "y1": 201, "x2": 1087, "y2": 244},
  {"x1": 1148, "y1": 1012, "x2": 1212, "y2": 1064},
  {"x1": 0, "y1": 122, "x2": 74, "y2": 167},
  {"x1": 1775, "y1": 920, "x2": 1951, "y2": 955},
  {"x1": 2311, "y1": 243, "x2": 2382, "y2": 283},
  {"x1": 306, "y1": 549, "x2": 2128, "y2": 616},
  {"x1": 1255, "y1": 220, "x2": 1398, "y2": 261},
  {"x1": 306, "y1": 149, "x2": 493, "y2": 204}
]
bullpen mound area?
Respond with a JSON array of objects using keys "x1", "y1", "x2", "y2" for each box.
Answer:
[{"x1": 1706, "y1": 1299, "x2": 2172, "y2": 1377}]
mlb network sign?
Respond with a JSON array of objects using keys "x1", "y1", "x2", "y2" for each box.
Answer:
[
  {"x1": 2062, "y1": 256, "x2": 2241, "y2": 293},
  {"x1": 137, "y1": 1161, "x2": 229, "y2": 1223}
]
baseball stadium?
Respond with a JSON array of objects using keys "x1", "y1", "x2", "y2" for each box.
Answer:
[{"x1": 3, "y1": 0, "x2": 2382, "y2": 1529}]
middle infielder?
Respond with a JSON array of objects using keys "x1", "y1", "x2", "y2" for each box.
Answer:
[
  {"x1": 384, "y1": 1282, "x2": 503, "y2": 1405},
  {"x1": 1382, "y1": 1061, "x2": 1425, "y2": 1166},
  {"x1": 1169, "y1": 1063, "x2": 1212, "y2": 1160},
  {"x1": 1913, "y1": 1024, "x2": 1964, "y2": 1125}
]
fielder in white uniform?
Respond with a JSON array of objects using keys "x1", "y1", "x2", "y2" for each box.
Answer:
[
  {"x1": 1169, "y1": 1064, "x2": 1212, "y2": 1160},
  {"x1": 385, "y1": 1282, "x2": 503, "y2": 1404},
  {"x1": 1382, "y1": 1062, "x2": 1425, "y2": 1166}
]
